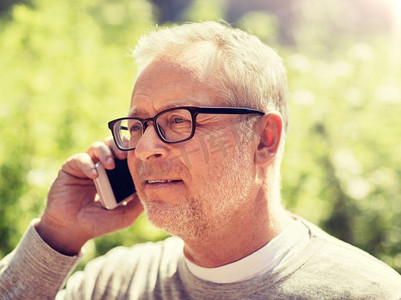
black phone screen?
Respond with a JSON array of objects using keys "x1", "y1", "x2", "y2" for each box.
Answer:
[{"x1": 105, "y1": 158, "x2": 136, "y2": 203}]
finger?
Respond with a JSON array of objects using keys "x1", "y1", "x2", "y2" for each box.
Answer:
[
  {"x1": 87, "y1": 141, "x2": 115, "y2": 169},
  {"x1": 104, "y1": 136, "x2": 128, "y2": 161},
  {"x1": 62, "y1": 153, "x2": 98, "y2": 179}
]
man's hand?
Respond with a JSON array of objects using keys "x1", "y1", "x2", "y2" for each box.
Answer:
[{"x1": 36, "y1": 138, "x2": 144, "y2": 255}]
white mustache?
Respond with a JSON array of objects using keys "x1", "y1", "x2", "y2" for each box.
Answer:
[{"x1": 137, "y1": 160, "x2": 185, "y2": 178}]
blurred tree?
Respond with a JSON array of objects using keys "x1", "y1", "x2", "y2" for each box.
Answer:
[
  {"x1": 281, "y1": 35, "x2": 401, "y2": 271},
  {"x1": 181, "y1": 0, "x2": 226, "y2": 22},
  {"x1": 150, "y1": 0, "x2": 191, "y2": 23},
  {"x1": 0, "y1": 0, "x2": 29, "y2": 15}
]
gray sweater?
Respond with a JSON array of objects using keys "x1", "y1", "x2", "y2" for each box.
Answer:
[{"x1": 1, "y1": 219, "x2": 401, "y2": 299}]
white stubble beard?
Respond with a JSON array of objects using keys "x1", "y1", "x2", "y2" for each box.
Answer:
[{"x1": 142, "y1": 136, "x2": 255, "y2": 241}]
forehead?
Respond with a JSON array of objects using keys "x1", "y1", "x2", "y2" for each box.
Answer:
[{"x1": 129, "y1": 58, "x2": 225, "y2": 116}]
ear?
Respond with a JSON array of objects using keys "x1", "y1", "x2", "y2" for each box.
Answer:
[{"x1": 254, "y1": 112, "x2": 283, "y2": 166}]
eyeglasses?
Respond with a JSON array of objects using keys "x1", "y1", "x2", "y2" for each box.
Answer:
[{"x1": 108, "y1": 106, "x2": 265, "y2": 151}]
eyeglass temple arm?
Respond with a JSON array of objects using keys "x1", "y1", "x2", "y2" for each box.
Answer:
[{"x1": 196, "y1": 107, "x2": 264, "y2": 115}]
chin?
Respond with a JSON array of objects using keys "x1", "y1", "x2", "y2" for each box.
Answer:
[{"x1": 144, "y1": 201, "x2": 211, "y2": 240}]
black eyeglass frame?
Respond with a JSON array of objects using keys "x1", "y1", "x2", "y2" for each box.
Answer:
[{"x1": 108, "y1": 106, "x2": 265, "y2": 151}]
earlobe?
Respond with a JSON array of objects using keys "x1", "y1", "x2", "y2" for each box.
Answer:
[{"x1": 254, "y1": 112, "x2": 283, "y2": 166}]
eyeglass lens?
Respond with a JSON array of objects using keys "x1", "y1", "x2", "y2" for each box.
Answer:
[{"x1": 114, "y1": 108, "x2": 193, "y2": 149}]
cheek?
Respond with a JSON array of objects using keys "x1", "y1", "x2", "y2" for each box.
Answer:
[
  {"x1": 183, "y1": 130, "x2": 240, "y2": 168},
  {"x1": 184, "y1": 141, "x2": 247, "y2": 188}
]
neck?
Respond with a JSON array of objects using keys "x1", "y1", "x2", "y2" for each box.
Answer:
[{"x1": 182, "y1": 191, "x2": 293, "y2": 268}]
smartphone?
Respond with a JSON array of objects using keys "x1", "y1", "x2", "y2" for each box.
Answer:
[{"x1": 93, "y1": 158, "x2": 136, "y2": 210}]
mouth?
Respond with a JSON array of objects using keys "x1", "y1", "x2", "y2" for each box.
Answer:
[
  {"x1": 143, "y1": 179, "x2": 183, "y2": 191},
  {"x1": 146, "y1": 179, "x2": 182, "y2": 184}
]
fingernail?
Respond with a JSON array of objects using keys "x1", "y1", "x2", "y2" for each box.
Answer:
[{"x1": 106, "y1": 157, "x2": 114, "y2": 166}]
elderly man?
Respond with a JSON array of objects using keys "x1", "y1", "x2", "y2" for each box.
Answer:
[{"x1": 1, "y1": 21, "x2": 401, "y2": 299}]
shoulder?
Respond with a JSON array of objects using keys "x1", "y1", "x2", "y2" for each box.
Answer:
[
  {"x1": 88, "y1": 236, "x2": 184, "y2": 277},
  {"x1": 282, "y1": 219, "x2": 401, "y2": 299},
  {"x1": 64, "y1": 237, "x2": 184, "y2": 298},
  {"x1": 305, "y1": 220, "x2": 398, "y2": 277}
]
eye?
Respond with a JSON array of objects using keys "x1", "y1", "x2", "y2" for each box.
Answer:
[
  {"x1": 128, "y1": 120, "x2": 142, "y2": 135},
  {"x1": 167, "y1": 114, "x2": 192, "y2": 126},
  {"x1": 171, "y1": 116, "x2": 185, "y2": 124},
  {"x1": 157, "y1": 109, "x2": 193, "y2": 133},
  {"x1": 130, "y1": 124, "x2": 141, "y2": 132}
]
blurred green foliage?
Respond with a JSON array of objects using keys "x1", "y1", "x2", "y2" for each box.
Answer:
[{"x1": 1, "y1": 0, "x2": 400, "y2": 273}]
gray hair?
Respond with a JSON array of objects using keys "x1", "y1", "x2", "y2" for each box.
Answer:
[{"x1": 132, "y1": 21, "x2": 289, "y2": 133}]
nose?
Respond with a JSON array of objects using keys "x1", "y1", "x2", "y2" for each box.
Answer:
[{"x1": 134, "y1": 123, "x2": 168, "y2": 161}]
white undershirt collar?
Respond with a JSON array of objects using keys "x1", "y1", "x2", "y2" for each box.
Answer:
[{"x1": 185, "y1": 219, "x2": 310, "y2": 284}]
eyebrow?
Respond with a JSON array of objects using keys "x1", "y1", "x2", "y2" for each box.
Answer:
[{"x1": 128, "y1": 99, "x2": 202, "y2": 117}]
